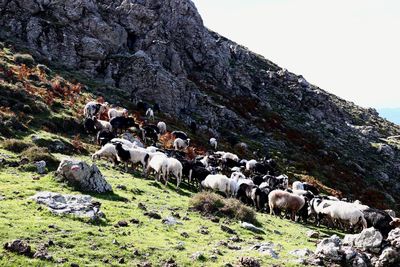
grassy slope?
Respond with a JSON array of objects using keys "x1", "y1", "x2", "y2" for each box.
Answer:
[{"x1": 0, "y1": 43, "x2": 343, "y2": 266}]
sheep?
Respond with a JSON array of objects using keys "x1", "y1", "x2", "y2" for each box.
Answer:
[
  {"x1": 363, "y1": 208, "x2": 398, "y2": 237},
  {"x1": 108, "y1": 108, "x2": 128, "y2": 120},
  {"x1": 264, "y1": 174, "x2": 289, "y2": 190},
  {"x1": 93, "y1": 117, "x2": 112, "y2": 132},
  {"x1": 163, "y1": 157, "x2": 183, "y2": 187},
  {"x1": 146, "y1": 154, "x2": 168, "y2": 181},
  {"x1": 171, "y1": 131, "x2": 188, "y2": 140},
  {"x1": 302, "y1": 182, "x2": 319, "y2": 195},
  {"x1": 173, "y1": 138, "x2": 190, "y2": 150},
  {"x1": 222, "y1": 152, "x2": 239, "y2": 162},
  {"x1": 292, "y1": 181, "x2": 304, "y2": 191},
  {"x1": 96, "y1": 129, "x2": 115, "y2": 147},
  {"x1": 309, "y1": 197, "x2": 338, "y2": 227},
  {"x1": 245, "y1": 159, "x2": 257, "y2": 172},
  {"x1": 146, "y1": 108, "x2": 154, "y2": 120},
  {"x1": 136, "y1": 100, "x2": 149, "y2": 112},
  {"x1": 157, "y1": 121, "x2": 167, "y2": 134},
  {"x1": 321, "y1": 202, "x2": 367, "y2": 232},
  {"x1": 84, "y1": 118, "x2": 96, "y2": 133},
  {"x1": 146, "y1": 146, "x2": 158, "y2": 153},
  {"x1": 84, "y1": 101, "x2": 108, "y2": 118},
  {"x1": 110, "y1": 117, "x2": 138, "y2": 134},
  {"x1": 236, "y1": 183, "x2": 259, "y2": 207},
  {"x1": 110, "y1": 138, "x2": 134, "y2": 148},
  {"x1": 141, "y1": 126, "x2": 159, "y2": 145},
  {"x1": 114, "y1": 143, "x2": 150, "y2": 173},
  {"x1": 201, "y1": 174, "x2": 233, "y2": 197},
  {"x1": 209, "y1": 138, "x2": 217, "y2": 150},
  {"x1": 268, "y1": 189, "x2": 305, "y2": 221},
  {"x1": 91, "y1": 143, "x2": 119, "y2": 166}
]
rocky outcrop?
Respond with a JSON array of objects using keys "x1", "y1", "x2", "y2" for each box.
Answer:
[
  {"x1": 30, "y1": 191, "x2": 105, "y2": 220},
  {"x1": 56, "y1": 158, "x2": 112, "y2": 193},
  {"x1": 1, "y1": 0, "x2": 399, "y2": 208}
]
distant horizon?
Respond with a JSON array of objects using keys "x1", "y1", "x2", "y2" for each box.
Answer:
[{"x1": 192, "y1": 0, "x2": 400, "y2": 110}]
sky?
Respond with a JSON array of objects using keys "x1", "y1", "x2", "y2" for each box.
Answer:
[{"x1": 191, "y1": 0, "x2": 400, "y2": 109}]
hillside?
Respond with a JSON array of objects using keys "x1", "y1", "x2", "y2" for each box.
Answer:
[
  {"x1": 0, "y1": 43, "x2": 345, "y2": 266},
  {"x1": 1, "y1": 0, "x2": 399, "y2": 210}
]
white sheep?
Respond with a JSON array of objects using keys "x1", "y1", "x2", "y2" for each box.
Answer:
[
  {"x1": 146, "y1": 108, "x2": 154, "y2": 120},
  {"x1": 173, "y1": 138, "x2": 190, "y2": 150},
  {"x1": 292, "y1": 181, "x2": 305, "y2": 191},
  {"x1": 230, "y1": 172, "x2": 254, "y2": 194},
  {"x1": 201, "y1": 174, "x2": 233, "y2": 197},
  {"x1": 222, "y1": 152, "x2": 239, "y2": 162},
  {"x1": 209, "y1": 138, "x2": 217, "y2": 150},
  {"x1": 146, "y1": 154, "x2": 168, "y2": 181},
  {"x1": 94, "y1": 118, "x2": 112, "y2": 132},
  {"x1": 111, "y1": 138, "x2": 134, "y2": 148},
  {"x1": 157, "y1": 121, "x2": 167, "y2": 134},
  {"x1": 91, "y1": 143, "x2": 118, "y2": 166},
  {"x1": 321, "y1": 202, "x2": 368, "y2": 231},
  {"x1": 108, "y1": 108, "x2": 128, "y2": 120},
  {"x1": 84, "y1": 101, "x2": 108, "y2": 118},
  {"x1": 146, "y1": 146, "x2": 158, "y2": 153},
  {"x1": 163, "y1": 157, "x2": 183, "y2": 187},
  {"x1": 245, "y1": 159, "x2": 257, "y2": 171}
]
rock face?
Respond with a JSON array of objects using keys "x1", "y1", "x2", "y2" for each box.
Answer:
[
  {"x1": 30, "y1": 191, "x2": 104, "y2": 220},
  {"x1": 56, "y1": 158, "x2": 112, "y2": 193},
  {"x1": 1, "y1": 0, "x2": 400, "y2": 208}
]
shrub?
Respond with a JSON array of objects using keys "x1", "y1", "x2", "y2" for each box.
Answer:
[
  {"x1": 2, "y1": 139, "x2": 33, "y2": 153},
  {"x1": 190, "y1": 192, "x2": 258, "y2": 225},
  {"x1": 14, "y1": 53, "x2": 35, "y2": 67},
  {"x1": 20, "y1": 146, "x2": 60, "y2": 170}
]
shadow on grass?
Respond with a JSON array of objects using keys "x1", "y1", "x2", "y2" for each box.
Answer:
[{"x1": 89, "y1": 191, "x2": 129, "y2": 202}]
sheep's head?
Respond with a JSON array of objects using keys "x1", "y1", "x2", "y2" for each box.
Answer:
[{"x1": 390, "y1": 218, "x2": 400, "y2": 228}]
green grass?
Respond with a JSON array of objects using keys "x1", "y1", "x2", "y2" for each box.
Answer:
[{"x1": 0, "y1": 145, "x2": 342, "y2": 266}]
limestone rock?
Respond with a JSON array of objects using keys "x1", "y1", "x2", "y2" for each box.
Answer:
[{"x1": 56, "y1": 158, "x2": 112, "y2": 193}]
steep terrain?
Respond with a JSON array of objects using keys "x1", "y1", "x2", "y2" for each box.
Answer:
[{"x1": 0, "y1": 0, "x2": 399, "y2": 213}]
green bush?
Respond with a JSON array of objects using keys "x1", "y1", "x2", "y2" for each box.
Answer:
[
  {"x1": 14, "y1": 53, "x2": 35, "y2": 67},
  {"x1": 20, "y1": 146, "x2": 60, "y2": 170},
  {"x1": 2, "y1": 139, "x2": 33, "y2": 153},
  {"x1": 190, "y1": 192, "x2": 258, "y2": 225}
]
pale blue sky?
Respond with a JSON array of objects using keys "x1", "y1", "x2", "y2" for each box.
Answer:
[{"x1": 191, "y1": 0, "x2": 400, "y2": 108}]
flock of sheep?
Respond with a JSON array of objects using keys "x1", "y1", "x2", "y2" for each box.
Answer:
[{"x1": 82, "y1": 100, "x2": 400, "y2": 237}]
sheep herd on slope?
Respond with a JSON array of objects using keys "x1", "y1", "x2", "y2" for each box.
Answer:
[{"x1": 83, "y1": 99, "x2": 400, "y2": 236}]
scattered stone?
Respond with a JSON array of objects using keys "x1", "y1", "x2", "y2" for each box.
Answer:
[
  {"x1": 70, "y1": 263, "x2": 79, "y2": 267},
  {"x1": 30, "y1": 192, "x2": 104, "y2": 220},
  {"x1": 162, "y1": 216, "x2": 182, "y2": 225},
  {"x1": 118, "y1": 257, "x2": 125, "y2": 264},
  {"x1": 387, "y1": 228, "x2": 400, "y2": 248},
  {"x1": 163, "y1": 258, "x2": 178, "y2": 267},
  {"x1": 112, "y1": 239, "x2": 119, "y2": 245},
  {"x1": 116, "y1": 221, "x2": 128, "y2": 227},
  {"x1": 227, "y1": 243, "x2": 241, "y2": 250},
  {"x1": 229, "y1": 235, "x2": 242, "y2": 242},
  {"x1": 238, "y1": 256, "x2": 261, "y2": 267},
  {"x1": 130, "y1": 218, "x2": 140, "y2": 224},
  {"x1": 144, "y1": 211, "x2": 161, "y2": 219},
  {"x1": 133, "y1": 249, "x2": 140, "y2": 256},
  {"x1": 191, "y1": 251, "x2": 205, "y2": 261},
  {"x1": 171, "y1": 212, "x2": 181, "y2": 218},
  {"x1": 56, "y1": 258, "x2": 68, "y2": 263},
  {"x1": 240, "y1": 222, "x2": 264, "y2": 234},
  {"x1": 290, "y1": 249, "x2": 314, "y2": 258},
  {"x1": 137, "y1": 261, "x2": 152, "y2": 267},
  {"x1": 210, "y1": 216, "x2": 220, "y2": 223},
  {"x1": 250, "y1": 243, "x2": 279, "y2": 259},
  {"x1": 34, "y1": 160, "x2": 46, "y2": 174},
  {"x1": 217, "y1": 240, "x2": 228, "y2": 247},
  {"x1": 180, "y1": 232, "x2": 189, "y2": 238},
  {"x1": 48, "y1": 224, "x2": 58, "y2": 229},
  {"x1": 273, "y1": 230, "x2": 282, "y2": 235},
  {"x1": 19, "y1": 158, "x2": 29, "y2": 166},
  {"x1": 315, "y1": 235, "x2": 343, "y2": 262},
  {"x1": 353, "y1": 227, "x2": 383, "y2": 252},
  {"x1": 307, "y1": 230, "x2": 320, "y2": 238},
  {"x1": 56, "y1": 158, "x2": 112, "y2": 193},
  {"x1": 138, "y1": 202, "x2": 147, "y2": 211},
  {"x1": 3, "y1": 239, "x2": 32, "y2": 257},
  {"x1": 175, "y1": 241, "x2": 185, "y2": 250},
  {"x1": 198, "y1": 226, "x2": 209, "y2": 235},
  {"x1": 221, "y1": 225, "x2": 236, "y2": 235},
  {"x1": 116, "y1": 184, "x2": 127, "y2": 190},
  {"x1": 33, "y1": 247, "x2": 52, "y2": 261},
  {"x1": 182, "y1": 216, "x2": 190, "y2": 221}
]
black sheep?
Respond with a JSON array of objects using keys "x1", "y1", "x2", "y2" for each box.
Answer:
[
  {"x1": 303, "y1": 182, "x2": 319, "y2": 195},
  {"x1": 145, "y1": 124, "x2": 160, "y2": 134},
  {"x1": 84, "y1": 118, "x2": 96, "y2": 133},
  {"x1": 114, "y1": 142, "x2": 131, "y2": 171},
  {"x1": 137, "y1": 101, "x2": 149, "y2": 112},
  {"x1": 363, "y1": 208, "x2": 396, "y2": 237},
  {"x1": 96, "y1": 129, "x2": 115, "y2": 147},
  {"x1": 141, "y1": 126, "x2": 159, "y2": 145},
  {"x1": 171, "y1": 131, "x2": 188, "y2": 140},
  {"x1": 110, "y1": 117, "x2": 138, "y2": 134},
  {"x1": 236, "y1": 183, "x2": 255, "y2": 206}
]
